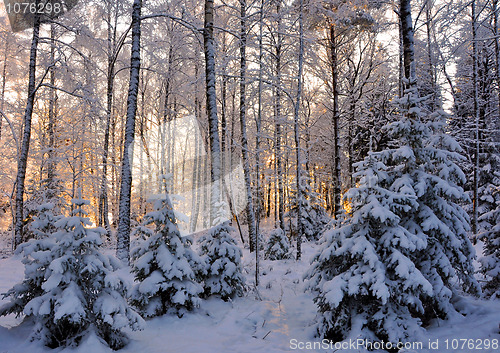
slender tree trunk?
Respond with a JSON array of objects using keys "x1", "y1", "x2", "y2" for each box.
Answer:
[
  {"x1": 295, "y1": 0, "x2": 305, "y2": 260},
  {"x1": 191, "y1": 70, "x2": 203, "y2": 232},
  {"x1": 110, "y1": 114, "x2": 118, "y2": 227},
  {"x1": 203, "y1": 0, "x2": 223, "y2": 225},
  {"x1": 471, "y1": 0, "x2": 480, "y2": 235},
  {"x1": 425, "y1": 0, "x2": 436, "y2": 109},
  {"x1": 494, "y1": 0, "x2": 500, "y2": 139},
  {"x1": 221, "y1": 65, "x2": 228, "y2": 186},
  {"x1": 254, "y1": 0, "x2": 264, "y2": 285},
  {"x1": 329, "y1": 23, "x2": 341, "y2": 219},
  {"x1": 99, "y1": 2, "x2": 117, "y2": 237},
  {"x1": 190, "y1": 129, "x2": 200, "y2": 232},
  {"x1": 275, "y1": 0, "x2": 285, "y2": 232},
  {"x1": 239, "y1": 0, "x2": 257, "y2": 251},
  {"x1": 0, "y1": 39, "x2": 8, "y2": 141},
  {"x1": 139, "y1": 78, "x2": 146, "y2": 214},
  {"x1": 170, "y1": 99, "x2": 177, "y2": 194},
  {"x1": 399, "y1": 16, "x2": 404, "y2": 98},
  {"x1": 400, "y1": 0, "x2": 416, "y2": 88},
  {"x1": 116, "y1": 0, "x2": 142, "y2": 264},
  {"x1": 347, "y1": 97, "x2": 355, "y2": 188},
  {"x1": 161, "y1": 45, "x2": 174, "y2": 195},
  {"x1": 47, "y1": 24, "x2": 57, "y2": 190},
  {"x1": 14, "y1": 10, "x2": 41, "y2": 249}
]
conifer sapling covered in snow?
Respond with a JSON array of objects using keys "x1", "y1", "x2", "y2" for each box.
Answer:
[
  {"x1": 30, "y1": 203, "x2": 61, "y2": 239},
  {"x1": 306, "y1": 85, "x2": 480, "y2": 344},
  {"x1": 286, "y1": 182, "x2": 330, "y2": 241},
  {"x1": 23, "y1": 177, "x2": 64, "y2": 241},
  {"x1": 131, "y1": 197, "x2": 204, "y2": 317},
  {"x1": 477, "y1": 172, "x2": 500, "y2": 298},
  {"x1": 198, "y1": 221, "x2": 245, "y2": 300},
  {"x1": 306, "y1": 152, "x2": 430, "y2": 343},
  {"x1": 265, "y1": 228, "x2": 291, "y2": 260},
  {"x1": 0, "y1": 198, "x2": 144, "y2": 349},
  {"x1": 0, "y1": 204, "x2": 59, "y2": 318},
  {"x1": 301, "y1": 177, "x2": 330, "y2": 240}
]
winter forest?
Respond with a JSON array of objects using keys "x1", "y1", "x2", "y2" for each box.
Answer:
[{"x1": 0, "y1": 0, "x2": 499, "y2": 351}]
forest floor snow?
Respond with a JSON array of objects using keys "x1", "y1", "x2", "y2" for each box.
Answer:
[{"x1": 0, "y1": 239, "x2": 499, "y2": 353}]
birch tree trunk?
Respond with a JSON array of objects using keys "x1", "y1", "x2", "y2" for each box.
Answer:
[
  {"x1": 274, "y1": 0, "x2": 285, "y2": 232},
  {"x1": 0, "y1": 39, "x2": 8, "y2": 141},
  {"x1": 494, "y1": 0, "x2": 500, "y2": 151},
  {"x1": 116, "y1": 0, "x2": 142, "y2": 263},
  {"x1": 239, "y1": 0, "x2": 257, "y2": 252},
  {"x1": 203, "y1": 0, "x2": 223, "y2": 225},
  {"x1": 191, "y1": 68, "x2": 202, "y2": 232},
  {"x1": 329, "y1": 23, "x2": 341, "y2": 219},
  {"x1": 98, "y1": 1, "x2": 118, "y2": 237},
  {"x1": 294, "y1": 0, "x2": 305, "y2": 260},
  {"x1": 425, "y1": 0, "x2": 436, "y2": 110},
  {"x1": 471, "y1": 0, "x2": 480, "y2": 235},
  {"x1": 221, "y1": 39, "x2": 228, "y2": 188},
  {"x1": 190, "y1": 129, "x2": 200, "y2": 232},
  {"x1": 398, "y1": 16, "x2": 404, "y2": 98},
  {"x1": 46, "y1": 24, "x2": 57, "y2": 189},
  {"x1": 400, "y1": 0, "x2": 416, "y2": 88},
  {"x1": 254, "y1": 0, "x2": 265, "y2": 285},
  {"x1": 161, "y1": 45, "x2": 174, "y2": 195},
  {"x1": 14, "y1": 10, "x2": 41, "y2": 249}
]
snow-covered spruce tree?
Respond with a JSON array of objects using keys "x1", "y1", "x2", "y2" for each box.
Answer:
[
  {"x1": 0, "y1": 204, "x2": 63, "y2": 316},
  {"x1": 387, "y1": 88, "x2": 480, "y2": 303},
  {"x1": 0, "y1": 205, "x2": 59, "y2": 319},
  {"x1": 306, "y1": 85, "x2": 480, "y2": 344},
  {"x1": 305, "y1": 151, "x2": 431, "y2": 343},
  {"x1": 478, "y1": 206, "x2": 500, "y2": 299},
  {"x1": 304, "y1": 204, "x2": 330, "y2": 240},
  {"x1": 265, "y1": 228, "x2": 292, "y2": 261},
  {"x1": 477, "y1": 154, "x2": 500, "y2": 235},
  {"x1": 198, "y1": 221, "x2": 245, "y2": 300},
  {"x1": 477, "y1": 167, "x2": 500, "y2": 298},
  {"x1": 287, "y1": 176, "x2": 330, "y2": 241},
  {"x1": 0, "y1": 198, "x2": 144, "y2": 349},
  {"x1": 131, "y1": 197, "x2": 204, "y2": 317},
  {"x1": 30, "y1": 203, "x2": 61, "y2": 239},
  {"x1": 22, "y1": 176, "x2": 64, "y2": 241}
]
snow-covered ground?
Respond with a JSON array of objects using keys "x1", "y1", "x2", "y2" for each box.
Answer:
[{"x1": 0, "y1": 239, "x2": 499, "y2": 353}]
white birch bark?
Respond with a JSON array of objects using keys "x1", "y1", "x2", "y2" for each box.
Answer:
[
  {"x1": 294, "y1": 0, "x2": 304, "y2": 260},
  {"x1": 14, "y1": 10, "x2": 41, "y2": 249},
  {"x1": 239, "y1": 0, "x2": 257, "y2": 252},
  {"x1": 0, "y1": 39, "x2": 8, "y2": 141},
  {"x1": 116, "y1": 0, "x2": 142, "y2": 264},
  {"x1": 495, "y1": 0, "x2": 500, "y2": 125},
  {"x1": 46, "y1": 24, "x2": 57, "y2": 187},
  {"x1": 203, "y1": 0, "x2": 223, "y2": 225},
  {"x1": 400, "y1": 0, "x2": 417, "y2": 87},
  {"x1": 425, "y1": 0, "x2": 437, "y2": 110},
  {"x1": 274, "y1": 0, "x2": 285, "y2": 232},
  {"x1": 254, "y1": 0, "x2": 265, "y2": 285},
  {"x1": 329, "y1": 23, "x2": 341, "y2": 219},
  {"x1": 471, "y1": 0, "x2": 480, "y2": 235},
  {"x1": 99, "y1": 0, "x2": 119, "y2": 237}
]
